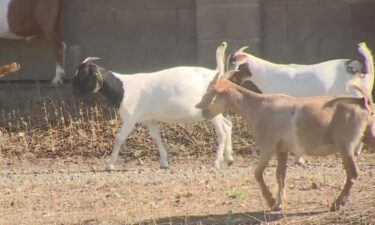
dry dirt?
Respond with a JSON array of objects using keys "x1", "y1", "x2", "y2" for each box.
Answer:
[{"x1": 1, "y1": 152, "x2": 375, "y2": 225}]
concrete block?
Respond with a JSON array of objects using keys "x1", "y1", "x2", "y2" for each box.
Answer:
[
  {"x1": 178, "y1": 9, "x2": 196, "y2": 43},
  {"x1": 146, "y1": 44, "x2": 197, "y2": 71},
  {"x1": 263, "y1": 6, "x2": 287, "y2": 41},
  {"x1": 115, "y1": 9, "x2": 178, "y2": 44},
  {"x1": 0, "y1": 39, "x2": 21, "y2": 81},
  {"x1": 320, "y1": 0, "x2": 375, "y2": 4},
  {"x1": 263, "y1": 41, "x2": 292, "y2": 63},
  {"x1": 263, "y1": 0, "x2": 319, "y2": 6},
  {"x1": 105, "y1": 44, "x2": 147, "y2": 74},
  {"x1": 287, "y1": 6, "x2": 321, "y2": 41},
  {"x1": 145, "y1": 0, "x2": 195, "y2": 9},
  {"x1": 319, "y1": 39, "x2": 348, "y2": 61},
  {"x1": 81, "y1": 41, "x2": 112, "y2": 67},
  {"x1": 144, "y1": 9, "x2": 178, "y2": 44},
  {"x1": 82, "y1": 0, "x2": 144, "y2": 11},
  {"x1": 198, "y1": 0, "x2": 259, "y2": 5},
  {"x1": 63, "y1": 11, "x2": 115, "y2": 45},
  {"x1": 63, "y1": 0, "x2": 82, "y2": 12},
  {"x1": 65, "y1": 45, "x2": 83, "y2": 79},
  {"x1": 264, "y1": 40, "x2": 321, "y2": 64},
  {"x1": 317, "y1": 5, "x2": 350, "y2": 39},
  {"x1": 19, "y1": 38, "x2": 56, "y2": 81},
  {"x1": 197, "y1": 5, "x2": 261, "y2": 40},
  {"x1": 351, "y1": 3, "x2": 375, "y2": 38},
  {"x1": 290, "y1": 39, "x2": 321, "y2": 64},
  {"x1": 115, "y1": 10, "x2": 145, "y2": 44}
]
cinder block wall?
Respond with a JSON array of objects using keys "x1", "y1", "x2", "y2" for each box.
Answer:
[
  {"x1": 196, "y1": 0, "x2": 262, "y2": 69},
  {"x1": 262, "y1": 0, "x2": 375, "y2": 64},
  {"x1": 0, "y1": 0, "x2": 374, "y2": 81},
  {"x1": 63, "y1": 0, "x2": 197, "y2": 79}
]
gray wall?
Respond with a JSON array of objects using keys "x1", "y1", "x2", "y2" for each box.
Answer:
[{"x1": 0, "y1": 0, "x2": 374, "y2": 81}]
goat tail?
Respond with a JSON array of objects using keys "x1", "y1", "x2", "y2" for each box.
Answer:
[
  {"x1": 358, "y1": 42, "x2": 374, "y2": 94},
  {"x1": 347, "y1": 78, "x2": 373, "y2": 116},
  {"x1": 216, "y1": 42, "x2": 227, "y2": 75}
]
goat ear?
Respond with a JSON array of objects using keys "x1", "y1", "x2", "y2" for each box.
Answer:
[
  {"x1": 214, "y1": 80, "x2": 230, "y2": 93},
  {"x1": 233, "y1": 53, "x2": 247, "y2": 65},
  {"x1": 83, "y1": 57, "x2": 101, "y2": 64}
]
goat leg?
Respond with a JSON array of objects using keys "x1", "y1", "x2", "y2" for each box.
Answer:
[
  {"x1": 273, "y1": 152, "x2": 288, "y2": 211},
  {"x1": 330, "y1": 153, "x2": 358, "y2": 211}
]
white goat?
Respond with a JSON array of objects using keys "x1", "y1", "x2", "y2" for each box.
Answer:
[
  {"x1": 72, "y1": 44, "x2": 233, "y2": 170},
  {"x1": 196, "y1": 67, "x2": 373, "y2": 211},
  {"x1": 229, "y1": 42, "x2": 374, "y2": 163}
]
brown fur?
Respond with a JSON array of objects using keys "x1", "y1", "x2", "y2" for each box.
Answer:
[
  {"x1": 0, "y1": 62, "x2": 20, "y2": 76},
  {"x1": 197, "y1": 76, "x2": 370, "y2": 212},
  {"x1": 7, "y1": 0, "x2": 64, "y2": 72}
]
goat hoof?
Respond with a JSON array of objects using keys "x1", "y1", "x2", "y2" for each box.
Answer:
[
  {"x1": 226, "y1": 160, "x2": 234, "y2": 167},
  {"x1": 330, "y1": 202, "x2": 340, "y2": 212},
  {"x1": 160, "y1": 165, "x2": 169, "y2": 170},
  {"x1": 213, "y1": 161, "x2": 221, "y2": 169},
  {"x1": 295, "y1": 157, "x2": 305, "y2": 165},
  {"x1": 272, "y1": 204, "x2": 282, "y2": 211},
  {"x1": 106, "y1": 164, "x2": 115, "y2": 171}
]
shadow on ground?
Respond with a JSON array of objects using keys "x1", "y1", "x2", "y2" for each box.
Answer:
[{"x1": 136, "y1": 210, "x2": 326, "y2": 225}]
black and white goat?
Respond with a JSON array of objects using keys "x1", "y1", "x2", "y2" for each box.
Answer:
[{"x1": 72, "y1": 45, "x2": 233, "y2": 170}]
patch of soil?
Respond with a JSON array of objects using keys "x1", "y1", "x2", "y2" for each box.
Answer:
[{"x1": 1, "y1": 153, "x2": 374, "y2": 225}]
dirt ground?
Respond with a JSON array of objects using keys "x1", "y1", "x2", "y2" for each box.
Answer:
[
  {"x1": 0, "y1": 96, "x2": 374, "y2": 224},
  {"x1": 1, "y1": 152, "x2": 375, "y2": 225}
]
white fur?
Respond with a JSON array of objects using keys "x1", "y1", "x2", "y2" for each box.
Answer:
[
  {"x1": 102, "y1": 66, "x2": 233, "y2": 170},
  {"x1": 236, "y1": 55, "x2": 372, "y2": 96}
]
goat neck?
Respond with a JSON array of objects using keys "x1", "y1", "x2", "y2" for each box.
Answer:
[
  {"x1": 96, "y1": 67, "x2": 124, "y2": 107},
  {"x1": 207, "y1": 79, "x2": 263, "y2": 122}
]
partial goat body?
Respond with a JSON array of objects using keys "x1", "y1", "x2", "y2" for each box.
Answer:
[
  {"x1": 0, "y1": 0, "x2": 65, "y2": 85},
  {"x1": 196, "y1": 73, "x2": 370, "y2": 211},
  {"x1": 73, "y1": 58, "x2": 233, "y2": 170}
]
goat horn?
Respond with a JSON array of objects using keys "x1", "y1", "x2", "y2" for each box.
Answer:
[
  {"x1": 236, "y1": 46, "x2": 249, "y2": 54},
  {"x1": 83, "y1": 57, "x2": 101, "y2": 64}
]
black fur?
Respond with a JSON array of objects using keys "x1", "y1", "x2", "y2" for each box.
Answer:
[
  {"x1": 100, "y1": 70, "x2": 124, "y2": 107},
  {"x1": 72, "y1": 62, "x2": 124, "y2": 108}
]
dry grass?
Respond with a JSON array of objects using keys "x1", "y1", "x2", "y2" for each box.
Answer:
[{"x1": 0, "y1": 94, "x2": 255, "y2": 161}]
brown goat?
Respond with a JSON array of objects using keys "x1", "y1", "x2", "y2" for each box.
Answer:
[{"x1": 196, "y1": 71, "x2": 371, "y2": 211}]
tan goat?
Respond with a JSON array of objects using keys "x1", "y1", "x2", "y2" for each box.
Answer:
[{"x1": 196, "y1": 71, "x2": 372, "y2": 211}]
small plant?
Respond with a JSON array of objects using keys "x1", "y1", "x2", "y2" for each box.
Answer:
[
  {"x1": 228, "y1": 187, "x2": 246, "y2": 199},
  {"x1": 175, "y1": 191, "x2": 193, "y2": 199}
]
